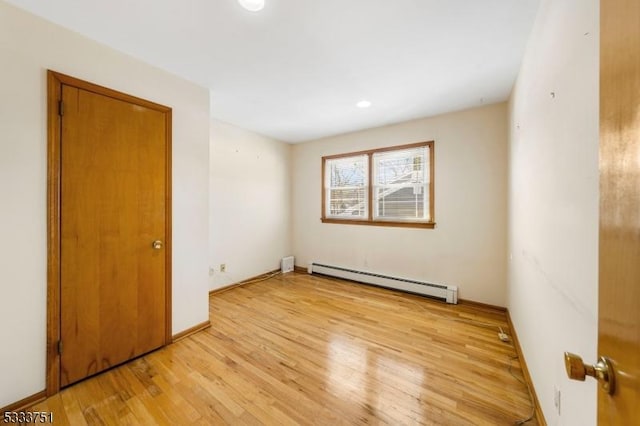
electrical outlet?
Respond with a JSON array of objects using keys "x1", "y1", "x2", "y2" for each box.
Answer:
[
  {"x1": 554, "y1": 386, "x2": 561, "y2": 415},
  {"x1": 220, "y1": 263, "x2": 226, "y2": 273},
  {"x1": 209, "y1": 267, "x2": 215, "y2": 276}
]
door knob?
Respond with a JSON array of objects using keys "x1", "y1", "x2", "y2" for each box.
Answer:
[
  {"x1": 152, "y1": 240, "x2": 163, "y2": 250},
  {"x1": 564, "y1": 352, "x2": 615, "y2": 395}
]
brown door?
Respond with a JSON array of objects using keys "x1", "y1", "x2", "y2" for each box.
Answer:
[
  {"x1": 563, "y1": 0, "x2": 639, "y2": 422},
  {"x1": 598, "y1": 0, "x2": 640, "y2": 422},
  {"x1": 56, "y1": 76, "x2": 171, "y2": 387},
  {"x1": 566, "y1": 0, "x2": 640, "y2": 422}
]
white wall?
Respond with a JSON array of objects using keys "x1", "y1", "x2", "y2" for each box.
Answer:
[
  {"x1": 508, "y1": 0, "x2": 599, "y2": 424},
  {"x1": 292, "y1": 103, "x2": 508, "y2": 306},
  {"x1": 209, "y1": 119, "x2": 292, "y2": 290},
  {"x1": 0, "y1": 2, "x2": 210, "y2": 408}
]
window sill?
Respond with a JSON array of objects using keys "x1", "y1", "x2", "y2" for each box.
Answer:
[{"x1": 321, "y1": 218, "x2": 436, "y2": 229}]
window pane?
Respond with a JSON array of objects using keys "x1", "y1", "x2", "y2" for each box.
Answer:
[
  {"x1": 328, "y1": 188, "x2": 367, "y2": 217},
  {"x1": 375, "y1": 185, "x2": 426, "y2": 219},
  {"x1": 325, "y1": 155, "x2": 368, "y2": 219},
  {"x1": 329, "y1": 158, "x2": 366, "y2": 187},
  {"x1": 373, "y1": 147, "x2": 429, "y2": 221}
]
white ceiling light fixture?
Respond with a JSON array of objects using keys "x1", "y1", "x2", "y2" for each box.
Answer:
[
  {"x1": 238, "y1": 0, "x2": 265, "y2": 12},
  {"x1": 356, "y1": 100, "x2": 372, "y2": 109}
]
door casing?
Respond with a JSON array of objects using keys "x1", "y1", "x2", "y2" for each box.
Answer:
[{"x1": 46, "y1": 70, "x2": 173, "y2": 395}]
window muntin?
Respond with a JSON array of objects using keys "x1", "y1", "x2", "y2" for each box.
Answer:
[{"x1": 321, "y1": 142, "x2": 434, "y2": 228}]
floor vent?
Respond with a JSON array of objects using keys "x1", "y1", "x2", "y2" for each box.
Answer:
[
  {"x1": 281, "y1": 256, "x2": 295, "y2": 273},
  {"x1": 307, "y1": 262, "x2": 457, "y2": 304}
]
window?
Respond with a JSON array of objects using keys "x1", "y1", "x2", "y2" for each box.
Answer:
[
  {"x1": 322, "y1": 142, "x2": 434, "y2": 228},
  {"x1": 325, "y1": 154, "x2": 369, "y2": 219}
]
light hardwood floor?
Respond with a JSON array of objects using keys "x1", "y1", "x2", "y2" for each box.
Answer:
[{"x1": 30, "y1": 272, "x2": 537, "y2": 425}]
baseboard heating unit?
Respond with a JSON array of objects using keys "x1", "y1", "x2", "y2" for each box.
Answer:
[{"x1": 307, "y1": 262, "x2": 458, "y2": 304}]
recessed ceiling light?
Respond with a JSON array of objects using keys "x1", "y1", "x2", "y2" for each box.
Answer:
[
  {"x1": 356, "y1": 100, "x2": 372, "y2": 108},
  {"x1": 238, "y1": 0, "x2": 265, "y2": 12}
]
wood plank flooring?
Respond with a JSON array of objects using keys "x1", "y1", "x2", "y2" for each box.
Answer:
[{"x1": 30, "y1": 272, "x2": 537, "y2": 425}]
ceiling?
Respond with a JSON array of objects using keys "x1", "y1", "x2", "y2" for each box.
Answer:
[{"x1": 7, "y1": 0, "x2": 540, "y2": 143}]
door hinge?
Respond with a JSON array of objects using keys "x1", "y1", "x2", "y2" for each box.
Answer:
[
  {"x1": 57, "y1": 340, "x2": 63, "y2": 355},
  {"x1": 58, "y1": 100, "x2": 64, "y2": 116}
]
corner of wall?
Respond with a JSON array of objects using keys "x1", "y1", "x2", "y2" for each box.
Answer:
[{"x1": 208, "y1": 119, "x2": 293, "y2": 291}]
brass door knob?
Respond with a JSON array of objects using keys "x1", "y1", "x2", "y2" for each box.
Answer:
[
  {"x1": 152, "y1": 240, "x2": 163, "y2": 250},
  {"x1": 564, "y1": 352, "x2": 615, "y2": 395}
]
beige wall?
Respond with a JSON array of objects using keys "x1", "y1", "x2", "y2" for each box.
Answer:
[
  {"x1": 508, "y1": 0, "x2": 599, "y2": 424},
  {"x1": 292, "y1": 103, "x2": 508, "y2": 306},
  {"x1": 0, "y1": 2, "x2": 210, "y2": 407},
  {"x1": 209, "y1": 119, "x2": 292, "y2": 289}
]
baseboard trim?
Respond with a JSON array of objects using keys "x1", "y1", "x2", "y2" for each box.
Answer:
[
  {"x1": 209, "y1": 269, "x2": 281, "y2": 296},
  {"x1": 458, "y1": 298, "x2": 507, "y2": 312},
  {"x1": 294, "y1": 265, "x2": 308, "y2": 274},
  {"x1": 172, "y1": 320, "x2": 211, "y2": 342},
  {"x1": 1, "y1": 390, "x2": 47, "y2": 414},
  {"x1": 506, "y1": 309, "x2": 547, "y2": 426}
]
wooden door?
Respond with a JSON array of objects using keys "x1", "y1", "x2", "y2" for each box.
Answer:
[
  {"x1": 599, "y1": 0, "x2": 640, "y2": 422},
  {"x1": 48, "y1": 72, "x2": 172, "y2": 388}
]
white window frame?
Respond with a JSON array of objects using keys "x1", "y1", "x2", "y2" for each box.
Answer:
[
  {"x1": 372, "y1": 146, "x2": 430, "y2": 222},
  {"x1": 323, "y1": 154, "x2": 369, "y2": 220}
]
